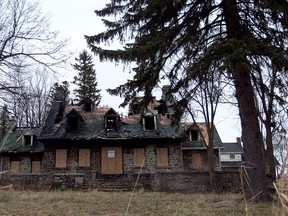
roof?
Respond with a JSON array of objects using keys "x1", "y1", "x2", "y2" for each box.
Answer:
[
  {"x1": 0, "y1": 127, "x2": 43, "y2": 153},
  {"x1": 221, "y1": 142, "x2": 243, "y2": 153},
  {"x1": 40, "y1": 102, "x2": 182, "y2": 142},
  {"x1": 181, "y1": 122, "x2": 223, "y2": 149}
]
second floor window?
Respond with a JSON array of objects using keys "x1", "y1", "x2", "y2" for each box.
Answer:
[
  {"x1": 144, "y1": 116, "x2": 156, "y2": 130},
  {"x1": 106, "y1": 115, "x2": 117, "y2": 131}
]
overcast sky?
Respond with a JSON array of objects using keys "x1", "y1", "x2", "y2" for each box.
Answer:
[{"x1": 39, "y1": 0, "x2": 241, "y2": 142}]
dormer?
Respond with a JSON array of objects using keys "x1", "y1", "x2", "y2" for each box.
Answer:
[
  {"x1": 143, "y1": 110, "x2": 157, "y2": 131},
  {"x1": 104, "y1": 108, "x2": 119, "y2": 132},
  {"x1": 66, "y1": 109, "x2": 84, "y2": 132},
  {"x1": 185, "y1": 123, "x2": 200, "y2": 142},
  {"x1": 22, "y1": 131, "x2": 34, "y2": 146}
]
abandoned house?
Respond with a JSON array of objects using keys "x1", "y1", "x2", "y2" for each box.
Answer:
[
  {"x1": 0, "y1": 86, "x2": 241, "y2": 191},
  {"x1": 220, "y1": 138, "x2": 243, "y2": 171}
]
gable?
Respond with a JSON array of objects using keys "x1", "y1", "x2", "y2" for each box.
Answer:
[{"x1": 182, "y1": 122, "x2": 223, "y2": 149}]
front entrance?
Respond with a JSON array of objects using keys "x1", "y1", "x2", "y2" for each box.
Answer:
[{"x1": 101, "y1": 147, "x2": 123, "y2": 174}]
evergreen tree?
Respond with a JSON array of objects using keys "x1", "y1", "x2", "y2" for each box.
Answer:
[
  {"x1": 72, "y1": 50, "x2": 101, "y2": 105},
  {"x1": 86, "y1": 1, "x2": 288, "y2": 201},
  {"x1": 48, "y1": 81, "x2": 70, "y2": 106}
]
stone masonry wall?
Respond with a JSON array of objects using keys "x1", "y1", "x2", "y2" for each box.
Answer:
[{"x1": 0, "y1": 171, "x2": 241, "y2": 192}]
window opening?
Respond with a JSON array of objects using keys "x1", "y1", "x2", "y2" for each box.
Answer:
[
  {"x1": 106, "y1": 116, "x2": 117, "y2": 131},
  {"x1": 144, "y1": 116, "x2": 155, "y2": 130},
  {"x1": 24, "y1": 135, "x2": 32, "y2": 146},
  {"x1": 191, "y1": 130, "x2": 198, "y2": 141},
  {"x1": 68, "y1": 117, "x2": 79, "y2": 132}
]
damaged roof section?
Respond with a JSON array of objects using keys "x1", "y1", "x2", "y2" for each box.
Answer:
[
  {"x1": 40, "y1": 101, "x2": 182, "y2": 141},
  {"x1": 0, "y1": 127, "x2": 43, "y2": 153}
]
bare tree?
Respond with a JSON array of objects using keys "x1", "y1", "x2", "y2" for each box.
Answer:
[
  {"x1": 251, "y1": 58, "x2": 288, "y2": 181},
  {"x1": 169, "y1": 62, "x2": 228, "y2": 191},
  {"x1": 0, "y1": 0, "x2": 69, "y2": 78},
  {"x1": 1, "y1": 66, "x2": 53, "y2": 127}
]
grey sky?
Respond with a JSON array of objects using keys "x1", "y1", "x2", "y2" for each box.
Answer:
[{"x1": 40, "y1": 0, "x2": 241, "y2": 142}]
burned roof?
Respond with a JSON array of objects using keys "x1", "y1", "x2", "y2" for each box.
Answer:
[
  {"x1": 0, "y1": 127, "x2": 43, "y2": 153},
  {"x1": 40, "y1": 102, "x2": 182, "y2": 142}
]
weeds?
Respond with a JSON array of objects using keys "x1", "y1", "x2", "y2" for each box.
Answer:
[{"x1": 0, "y1": 191, "x2": 280, "y2": 216}]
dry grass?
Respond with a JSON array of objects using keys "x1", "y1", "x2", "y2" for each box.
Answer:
[{"x1": 0, "y1": 190, "x2": 282, "y2": 216}]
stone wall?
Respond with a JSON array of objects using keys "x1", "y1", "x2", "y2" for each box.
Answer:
[
  {"x1": 0, "y1": 171, "x2": 241, "y2": 192},
  {"x1": 0, "y1": 143, "x2": 241, "y2": 192}
]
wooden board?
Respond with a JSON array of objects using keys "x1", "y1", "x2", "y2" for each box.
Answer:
[
  {"x1": 10, "y1": 161, "x2": 20, "y2": 173},
  {"x1": 192, "y1": 152, "x2": 202, "y2": 170},
  {"x1": 55, "y1": 149, "x2": 67, "y2": 168},
  {"x1": 79, "y1": 149, "x2": 91, "y2": 167},
  {"x1": 32, "y1": 161, "x2": 41, "y2": 173},
  {"x1": 133, "y1": 148, "x2": 145, "y2": 167},
  {"x1": 157, "y1": 148, "x2": 168, "y2": 167},
  {"x1": 101, "y1": 147, "x2": 122, "y2": 174}
]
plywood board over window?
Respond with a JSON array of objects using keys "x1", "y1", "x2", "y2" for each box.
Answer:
[
  {"x1": 32, "y1": 161, "x2": 41, "y2": 173},
  {"x1": 10, "y1": 161, "x2": 20, "y2": 173},
  {"x1": 133, "y1": 148, "x2": 145, "y2": 167},
  {"x1": 79, "y1": 149, "x2": 91, "y2": 167},
  {"x1": 192, "y1": 152, "x2": 202, "y2": 170},
  {"x1": 157, "y1": 148, "x2": 168, "y2": 167},
  {"x1": 101, "y1": 147, "x2": 123, "y2": 174},
  {"x1": 55, "y1": 149, "x2": 67, "y2": 168}
]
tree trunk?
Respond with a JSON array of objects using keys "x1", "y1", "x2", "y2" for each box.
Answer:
[
  {"x1": 207, "y1": 139, "x2": 216, "y2": 191},
  {"x1": 266, "y1": 125, "x2": 276, "y2": 181},
  {"x1": 233, "y1": 62, "x2": 269, "y2": 201},
  {"x1": 207, "y1": 124, "x2": 217, "y2": 191},
  {"x1": 223, "y1": 0, "x2": 270, "y2": 201}
]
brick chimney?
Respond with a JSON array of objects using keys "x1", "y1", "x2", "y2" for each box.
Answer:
[{"x1": 236, "y1": 137, "x2": 241, "y2": 144}]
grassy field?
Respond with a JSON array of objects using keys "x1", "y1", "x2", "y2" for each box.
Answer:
[{"x1": 0, "y1": 190, "x2": 284, "y2": 216}]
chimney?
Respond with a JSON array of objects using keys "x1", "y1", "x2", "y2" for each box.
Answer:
[
  {"x1": 0, "y1": 105, "x2": 9, "y2": 139},
  {"x1": 236, "y1": 137, "x2": 241, "y2": 144}
]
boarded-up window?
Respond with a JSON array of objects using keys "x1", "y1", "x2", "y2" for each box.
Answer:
[
  {"x1": 32, "y1": 161, "x2": 41, "y2": 173},
  {"x1": 79, "y1": 149, "x2": 90, "y2": 167},
  {"x1": 192, "y1": 153, "x2": 202, "y2": 170},
  {"x1": 101, "y1": 147, "x2": 123, "y2": 174},
  {"x1": 55, "y1": 149, "x2": 67, "y2": 168},
  {"x1": 134, "y1": 148, "x2": 145, "y2": 167},
  {"x1": 10, "y1": 161, "x2": 20, "y2": 173},
  {"x1": 157, "y1": 148, "x2": 168, "y2": 167}
]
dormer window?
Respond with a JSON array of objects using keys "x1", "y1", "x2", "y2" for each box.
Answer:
[
  {"x1": 23, "y1": 134, "x2": 33, "y2": 146},
  {"x1": 190, "y1": 130, "x2": 199, "y2": 141},
  {"x1": 143, "y1": 114, "x2": 157, "y2": 131},
  {"x1": 67, "y1": 117, "x2": 80, "y2": 132},
  {"x1": 144, "y1": 116, "x2": 155, "y2": 130},
  {"x1": 66, "y1": 109, "x2": 84, "y2": 133},
  {"x1": 106, "y1": 115, "x2": 117, "y2": 131},
  {"x1": 104, "y1": 108, "x2": 119, "y2": 132}
]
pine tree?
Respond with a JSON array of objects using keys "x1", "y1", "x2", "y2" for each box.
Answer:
[
  {"x1": 86, "y1": 0, "x2": 288, "y2": 201},
  {"x1": 48, "y1": 81, "x2": 70, "y2": 106},
  {"x1": 72, "y1": 50, "x2": 101, "y2": 105}
]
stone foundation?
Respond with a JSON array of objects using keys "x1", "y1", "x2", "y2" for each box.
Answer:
[{"x1": 0, "y1": 171, "x2": 241, "y2": 192}]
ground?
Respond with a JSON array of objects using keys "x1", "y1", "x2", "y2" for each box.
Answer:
[{"x1": 0, "y1": 191, "x2": 283, "y2": 215}]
